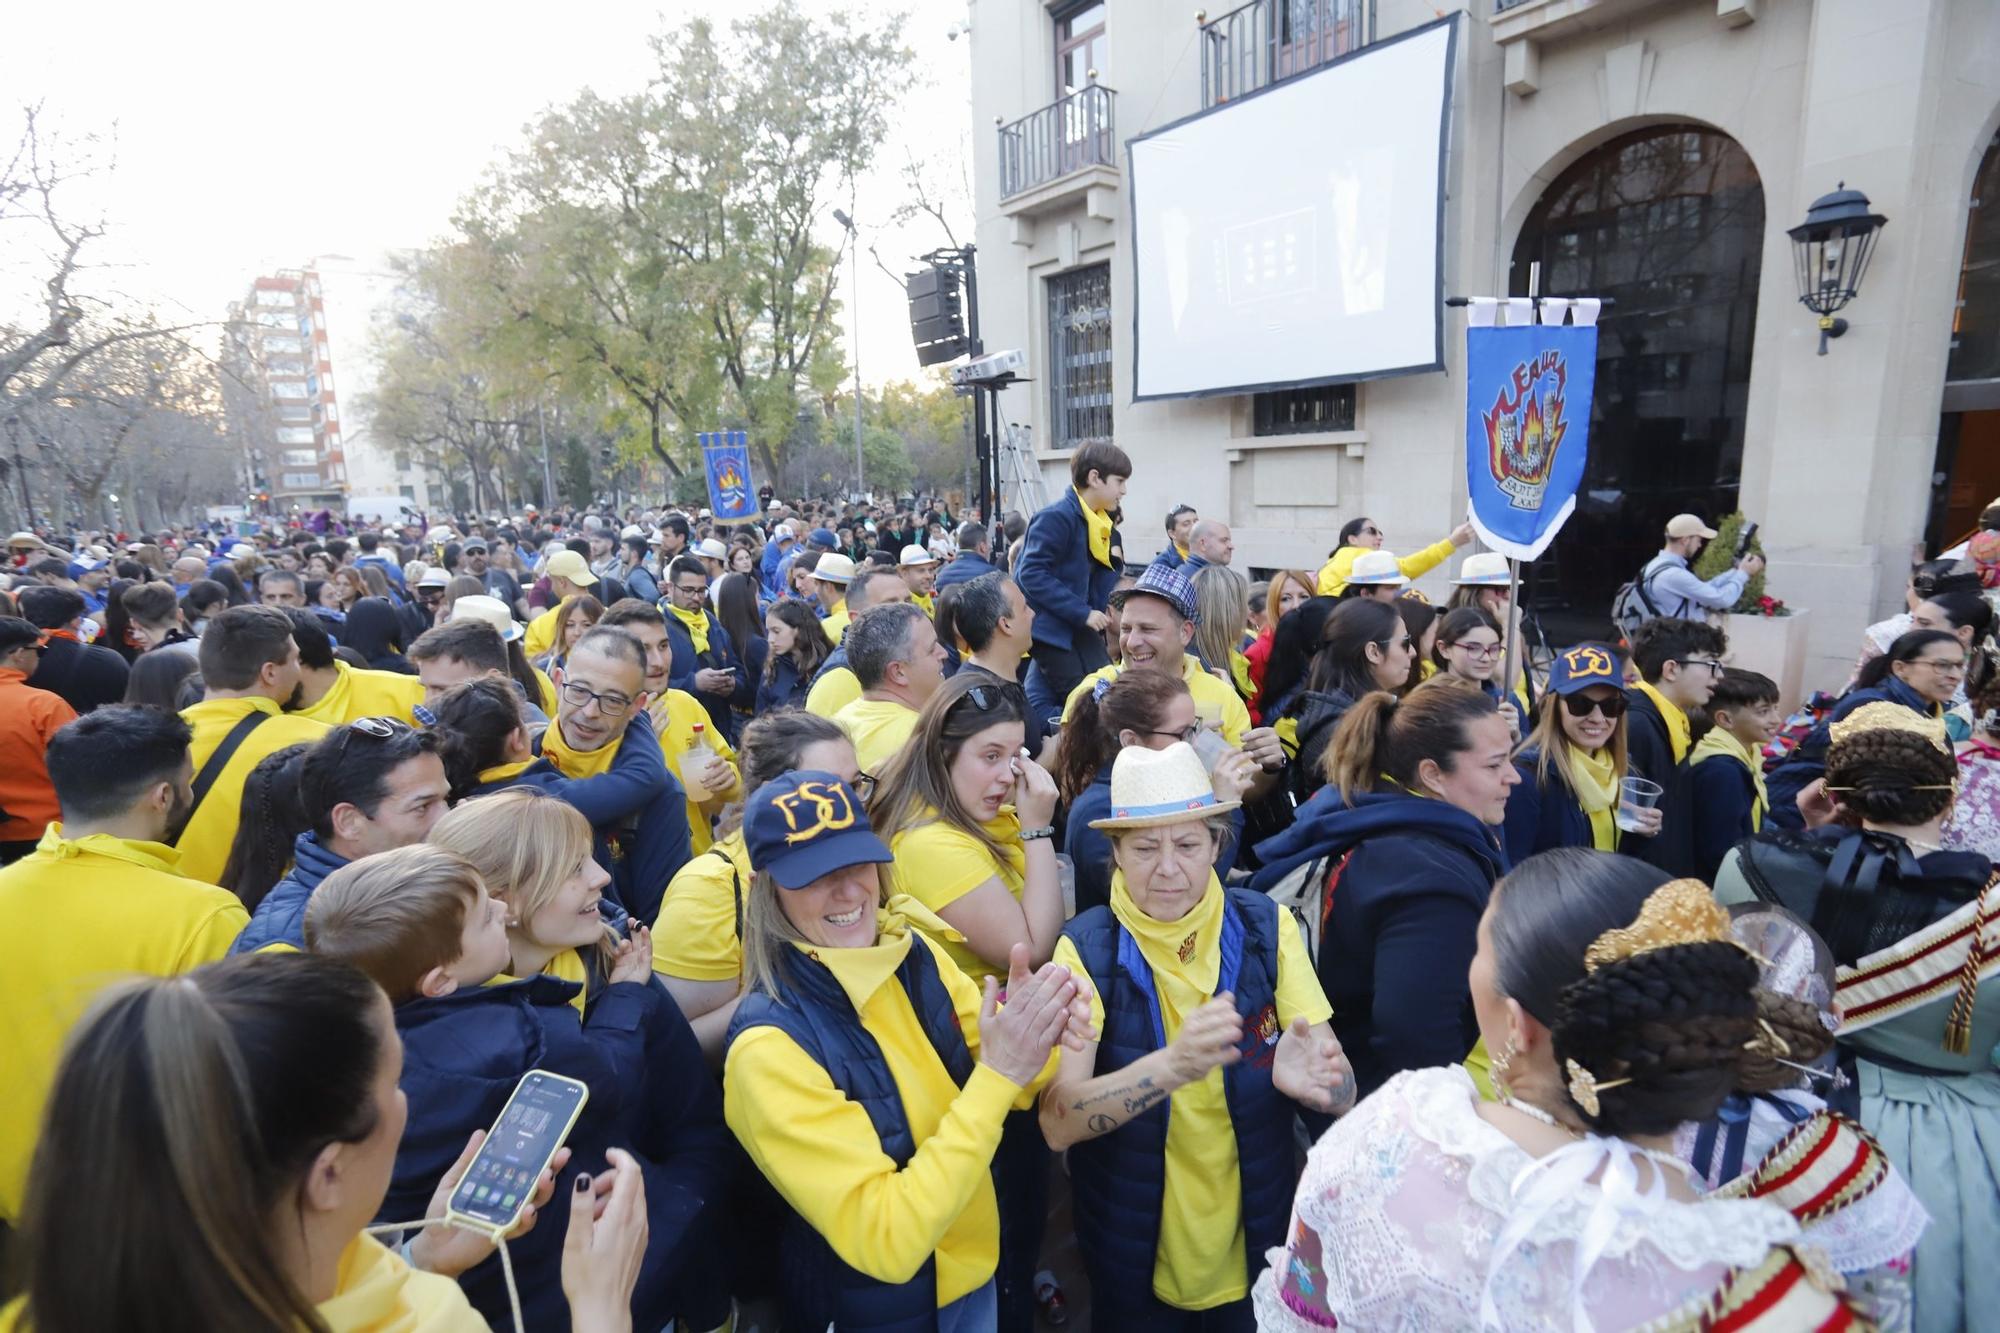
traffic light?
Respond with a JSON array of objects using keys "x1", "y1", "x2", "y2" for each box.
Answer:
[{"x1": 906, "y1": 265, "x2": 967, "y2": 367}]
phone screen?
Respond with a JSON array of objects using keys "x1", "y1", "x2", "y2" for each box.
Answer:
[{"x1": 446, "y1": 1071, "x2": 588, "y2": 1231}]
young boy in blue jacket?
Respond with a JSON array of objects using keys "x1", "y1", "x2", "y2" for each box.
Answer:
[
  {"x1": 305, "y1": 844, "x2": 730, "y2": 1333},
  {"x1": 1013, "y1": 439, "x2": 1131, "y2": 703},
  {"x1": 1687, "y1": 667, "x2": 1782, "y2": 882}
]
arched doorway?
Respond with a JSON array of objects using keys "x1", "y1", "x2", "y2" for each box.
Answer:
[
  {"x1": 1510, "y1": 124, "x2": 1766, "y2": 625},
  {"x1": 1928, "y1": 129, "x2": 2000, "y2": 552}
]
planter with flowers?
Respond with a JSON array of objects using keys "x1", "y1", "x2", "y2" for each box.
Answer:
[{"x1": 1693, "y1": 513, "x2": 1812, "y2": 712}]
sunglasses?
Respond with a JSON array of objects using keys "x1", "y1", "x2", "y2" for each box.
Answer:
[
  {"x1": 954, "y1": 681, "x2": 1025, "y2": 715},
  {"x1": 328, "y1": 714, "x2": 414, "y2": 762},
  {"x1": 1560, "y1": 692, "x2": 1628, "y2": 720}
]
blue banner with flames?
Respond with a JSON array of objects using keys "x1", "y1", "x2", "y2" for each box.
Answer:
[
  {"x1": 699, "y1": 430, "x2": 756, "y2": 522},
  {"x1": 1464, "y1": 320, "x2": 1597, "y2": 562}
]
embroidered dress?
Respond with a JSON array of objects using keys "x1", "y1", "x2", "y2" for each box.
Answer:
[
  {"x1": 1942, "y1": 738, "x2": 2000, "y2": 861},
  {"x1": 1249, "y1": 1067, "x2": 1851, "y2": 1332}
]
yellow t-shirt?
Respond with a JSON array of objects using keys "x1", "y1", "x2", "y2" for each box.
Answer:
[
  {"x1": 885, "y1": 810, "x2": 1026, "y2": 982},
  {"x1": 912, "y1": 591, "x2": 936, "y2": 617},
  {"x1": 1052, "y1": 873, "x2": 1331, "y2": 1310},
  {"x1": 649, "y1": 689, "x2": 740, "y2": 855},
  {"x1": 833, "y1": 696, "x2": 920, "y2": 773},
  {"x1": 294, "y1": 660, "x2": 427, "y2": 726},
  {"x1": 653, "y1": 831, "x2": 754, "y2": 978},
  {"x1": 522, "y1": 596, "x2": 574, "y2": 660},
  {"x1": 822, "y1": 602, "x2": 851, "y2": 646},
  {"x1": 1064, "y1": 655, "x2": 1252, "y2": 747},
  {"x1": 176, "y1": 696, "x2": 331, "y2": 885},
  {"x1": 0, "y1": 826, "x2": 249, "y2": 1221},
  {"x1": 724, "y1": 927, "x2": 1033, "y2": 1308},
  {"x1": 806, "y1": 664, "x2": 863, "y2": 718}
]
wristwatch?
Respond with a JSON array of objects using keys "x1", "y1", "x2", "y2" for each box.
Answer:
[{"x1": 1021, "y1": 825, "x2": 1057, "y2": 842}]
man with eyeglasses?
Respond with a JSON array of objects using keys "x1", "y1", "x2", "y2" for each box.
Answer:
[
  {"x1": 230, "y1": 715, "x2": 449, "y2": 953},
  {"x1": 533, "y1": 624, "x2": 691, "y2": 921},
  {"x1": 1622, "y1": 617, "x2": 1730, "y2": 874},
  {"x1": 0, "y1": 617, "x2": 73, "y2": 865},
  {"x1": 660, "y1": 555, "x2": 745, "y2": 743}
]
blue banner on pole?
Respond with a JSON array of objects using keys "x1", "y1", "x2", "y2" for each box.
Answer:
[
  {"x1": 699, "y1": 430, "x2": 757, "y2": 522},
  {"x1": 1463, "y1": 321, "x2": 1597, "y2": 562}
]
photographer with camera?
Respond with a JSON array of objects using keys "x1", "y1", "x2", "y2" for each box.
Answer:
[{"x1": 1620, "y1": 513, "x2": 1763, "y2": 625}]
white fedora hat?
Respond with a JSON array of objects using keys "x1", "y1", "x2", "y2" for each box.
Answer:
[
  {"x1": 449, "y1": 593, "x2": 523, "y2": 642},
  {"x1": 1088, "y1": 742, "x2": 1242, "y2": 831},
  {"x1": 693, "y1": 537, "x2": 729, "y2": 561},
  {"x1": 814, "y1": 553, "x2": 857, "y2": 585},
  {"x1": 1451, "y1": 552, "x2": 1512, "y2": 586},
  {"x1": 1346, "y1": 550, "x2": 1409, "y2": 587}
]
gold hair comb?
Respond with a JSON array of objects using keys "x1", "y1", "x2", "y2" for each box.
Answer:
[
  {"x1": 1583, "y1": 879, "x2": 1736, "y2": 973},
  {"x1": 1565, "y1": 1059, "x2": 1630, "y2": 1117},
  {"x1": 1828, "y1": 700, "x2": 1949, "y2": 754}
]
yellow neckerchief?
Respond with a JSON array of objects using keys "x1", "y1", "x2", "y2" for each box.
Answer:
[
  {"x1": 1565, "y1": 743, "x2": 1620, "y2": 852},
  {"x1": 30, "y1": 822, "x2": 183, "y2": 874},
  {"x1": 1691, "y1": 726, "x2": 1769, "y2": 831},
  {"x1": 1174, "y1": 543, "x2": 1190, "y2": 561},
  {"x1": 667, "y1": 602, "x2": 711, "y2": 654},
  {"x1": 1635, "y1": 679, "x2": 1691, "y2": 762},
  {"x1": 540, "y1": 720, "x2": 621, "y2": 778},
  {"x1": 476, "y1": 757, "x2": 538, "y2": 785},
  {"x1": 1110, "y1": 868, "x2": 1225, "y2": 994},
  {"x1": 1074, "y1": 487, "x2": 1113, "y2": 567},
  {"x1": 487, "y1": 945, "x2": 590, "y2": 1018},
  {"x1": 1229, "y1": 648, "x2": 1256, "y2": 702},
  {"x1": 789, "y1": 918, "x2": 913, "y2": 1011}
]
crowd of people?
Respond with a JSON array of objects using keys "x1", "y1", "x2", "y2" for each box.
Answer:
[{"x1": 0, "y1": 466, "x2": 1996, "y2": 1332}]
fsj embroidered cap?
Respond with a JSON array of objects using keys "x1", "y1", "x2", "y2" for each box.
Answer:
[
  {"x1": 1088, "y1": 742, "x2": 1241, "y2": 831},
  {"x1": 744, "y1": 770, "x2": 894, "y2": 889},
  {"x1": 1546, "y1": 642, "x2": 1626, "y2": 695},
  {"x1": 1345, "y1": 550, "x2": 1410, "y2": 587}
]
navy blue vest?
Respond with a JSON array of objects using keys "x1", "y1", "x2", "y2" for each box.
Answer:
[
  {"x1": 726, "y1": 938, "x2": 974, "y2": 1333},
  {"x1": 1061, "y1": 889, "x2": 1297, "y2": 1317}
]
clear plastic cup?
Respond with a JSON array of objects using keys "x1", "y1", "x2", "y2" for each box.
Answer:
[
  {"x1": 1190, "y1": 726, "x2": 1233, "y2": 774},
  {"x1": 1615, "y1": 776, "x2": 1663, "y2": 833}
]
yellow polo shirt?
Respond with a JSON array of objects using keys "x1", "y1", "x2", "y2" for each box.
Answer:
[
  {"x1": 806, "y1": 664, "x2": 863, "y2": 718},
  {"x1": 1063, "y1": 655, "x2": 1252, "y2": 747},
  {"x1": 884, "y1": 809, "x2": 1026, "y2": 983},
  {"x1": 724, "y1": 927, "x2": 1034, "y2": 1307},
  {"x1": 821, "y1": 601, "x2": 851, "y2": 646},
  {"x1": 0, "y1": 825, "x2": 248, "y2": 1220},
  {"x1": 176, "y1": 697, "x2": 330, "y2": 885},
  {"x1": 648, "y1": 689, "x2": 740, "y2": 856},
  {"x1": 833, "y1": 696, "x2": 920, "y2": 773},
  {"x1": 653, "y1": 830, "x2": 754, "y2": 976},
  {"x1": 1052, "y1": 874, "x2": 1330, "y2": 1310},
  {"x1": 294, "y1": 660, "x2": 426, "y2": 726}
]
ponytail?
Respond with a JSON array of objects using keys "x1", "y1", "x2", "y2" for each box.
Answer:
[
  {"x1": 1054, "y1": 669, "x2": 1194, "y2": 803},
  {"x1": 1323, "y1": 678, "x2": 1504, "y2": 804},
  {"x1": 426, "y1": 677, "x2": 527, "y2": 800}
]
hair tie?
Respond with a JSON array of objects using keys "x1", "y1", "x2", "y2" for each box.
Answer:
[{"x1": 1091, "y1": 675, "x2": 1112, "y2": 702}]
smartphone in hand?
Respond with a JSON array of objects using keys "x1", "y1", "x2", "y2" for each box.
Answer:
[{"x1": 445, "y1": 1070, "x2": 589, "y2": 1235}]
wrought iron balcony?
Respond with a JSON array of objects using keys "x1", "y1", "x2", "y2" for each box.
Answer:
[
  {"x1": 1200, "y1": 0, "x2": 1374, "y2": 109},
  {"x1": 997, "y1": 84, "x2": 1117, "y2": 203}
]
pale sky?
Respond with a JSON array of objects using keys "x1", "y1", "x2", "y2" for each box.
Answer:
[{"x1": 2, "y1": 0, "x2": 973, "y2": 388}]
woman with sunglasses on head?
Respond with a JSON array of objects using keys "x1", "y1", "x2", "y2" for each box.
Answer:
[
  {"x1": 1716, "y1": 704, "x2": 2000, "y2": 1332},
  {"x1": 1502, "y1": 644, "x2": 1654, "y2": 865},
  {"x1": 1251, "y1": 680, "x2": 1516, "y2": 1097},
  {"x1": 1057, "y1": 669, "x2": 1259, "y2": 915},
  {"x1": 1313, "y1": 515, "x2": 1472, "y2": 598},
  {"x1": 869, "y1": 672, "x2": 1070, "y2": 1331},
  {"x1": 1279, "y1": 598, "x2": 1412, "y2": 808}
]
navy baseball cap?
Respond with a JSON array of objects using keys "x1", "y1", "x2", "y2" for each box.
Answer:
[
  {"x1": 808, "y1": 527, "x2": 839, "y2": 550},
  {"x1": 1547, "y1": 642, "x2": 1625, "y2": 695},
  {"x1": 744, "y1": 770, "x2": 893, "y2": 890}
]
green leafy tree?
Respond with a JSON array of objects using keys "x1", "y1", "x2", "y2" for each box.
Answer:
[{"x1": 1691, "y1": 512, "x2": 1767, "y2": 611}]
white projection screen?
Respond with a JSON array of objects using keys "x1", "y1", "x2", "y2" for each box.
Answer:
[{"x1": 1129, "y1": 17, "x2": 1458, "y2": 401}]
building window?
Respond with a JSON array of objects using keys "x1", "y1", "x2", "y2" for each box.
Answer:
[
  {"x1": 1252, "y1": 384, "x2": 1357, "y2": 436},
  {"x1": 395, "y1": 451, "x2": 411, "y2": 472},
  {"x1": 1055, "y1": 2, "x2": 1106, "y2": 96},
  {"x1": 1047, "y1": 263, "x2": 1113, "y2": 452}
]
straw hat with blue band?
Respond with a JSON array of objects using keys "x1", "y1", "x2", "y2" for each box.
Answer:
[
  {"x1": 744, "y1": 770, "x2": 895, "y2": 889},
  {"x1": 1088, "y1": 742, "x2": 1242, "y2": 831}
]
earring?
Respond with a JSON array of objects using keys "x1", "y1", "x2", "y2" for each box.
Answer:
[{"x1": 1489, "y1": 1037, "x2": 1519, "y2": 1104}]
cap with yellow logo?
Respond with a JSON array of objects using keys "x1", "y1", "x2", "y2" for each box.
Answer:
[
  {"x1": 744, "y1": 770, "x2": 894, "y2": 889},
  {"x1": 1547, "y1": 642, "x2": 1626, "y2": 695}
]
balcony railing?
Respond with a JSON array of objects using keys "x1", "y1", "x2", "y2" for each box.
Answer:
[
  {"x1": 1200, "y1": 0, "x2": 1375, "y2": 109},
  {"x1": 998, "y1": 84, "x2": 1117, "y2": 202}
]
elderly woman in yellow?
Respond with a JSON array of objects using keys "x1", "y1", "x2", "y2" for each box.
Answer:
[
  {"x1": 1044, "y1": 742, "x2": 1353, "y2": 1333},
  {"x1": 723, "y1": 770, "x2": 1088, "y2": 1333}
]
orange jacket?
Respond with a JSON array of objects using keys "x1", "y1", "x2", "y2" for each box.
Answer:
[{"x1": 0, "y1": 670, "x2": 75, "y2": 843}]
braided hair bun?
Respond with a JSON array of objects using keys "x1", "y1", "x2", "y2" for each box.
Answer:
[
  {"x1": 1824, "y1": 726, "x2": 1956, "y2": 827},
  {"x1": 1490, "y1": 849, "x2": 1760, "y2": 1138}
]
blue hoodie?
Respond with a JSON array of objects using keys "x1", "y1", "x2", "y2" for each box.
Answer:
[
  {"x1": 1765, "y1": 674, "x2": 1936, "y2": 830},
  {"x1": 1252, "y1": 790, "x2": 1508, "y2": 1096},
  {"x1": 230, "y1": 830, "x2": 348, "y2": 954},
  {"x1": 932, "y1": 549, "x2": 1000, "y2": 590},
  {"x1": 381, "y1": 973, "x2": 727, "y2": 1332}
]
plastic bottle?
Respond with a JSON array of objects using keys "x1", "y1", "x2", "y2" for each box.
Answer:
[{"x1": 681, "y1": 722, "x2": 715, "y2": 801}]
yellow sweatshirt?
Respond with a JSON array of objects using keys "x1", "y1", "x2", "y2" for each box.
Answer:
[
  {"x1": 648, "y1": 688, "x2": 740, "y2": 855},
  {"x1": 294, "y1": 660, "x2": 427, "y2": 726},
  {"x1": 1315, "y1": 536, "x2": 1456, "y2": 597},
  {"x1": 806, "y1": 664, "x2": 863, "y2": 718},
  {"x1": 315, "y1": 1234, "x2": 490, "y2": 1332},
  {"x1": 175, "y1": 697, "x2": 330, "y2": 885},
  {"x1": 654, "y1": 830, "x2": 754, "y2": 979},
  {"x1": 723, "y1": 926, "x2": 1035, "y2": 1305},
  {"x1": 0, "y1": 825, "x2": 249, "y2": 1220}
]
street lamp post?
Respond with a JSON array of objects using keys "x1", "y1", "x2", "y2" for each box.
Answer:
[{"x1": 834, "y1": 204, "x2": 865, "y2": 499}]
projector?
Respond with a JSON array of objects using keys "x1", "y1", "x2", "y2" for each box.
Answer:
[{"x1": 951, "y1": 349, "x2": 1026, "y2": 387}]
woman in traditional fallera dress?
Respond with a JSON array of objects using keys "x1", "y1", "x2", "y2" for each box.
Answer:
[
  {"x1": 1253, "y1": 850, "x2": 1864, "y2": 1331},
  {"x1": 1715, "y1": 700, "x2": 2000, "y2": 1333}
]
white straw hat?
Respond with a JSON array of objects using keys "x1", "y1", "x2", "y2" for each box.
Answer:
[
  {"x1": 694, "y1": 537, "x2": 729, "y2": 561},
  {"x1": 1088, "y1": 742, "x2": 1242, "y2": 831},
  {"x1": 1346, "y1": 550, "x2": 1409, "y2": 587},
  {"x1": 899, "y1": 543, "x2": 939, "y2": 568},
  {"x1": 814, "y1": 553, "x2": 857, "y2": 584},
  {"x1": 1452, "y1": 552, "x2": 1511, "y2": 586},
  {"x1": 448, "y1": 594, "x2": 523, "y2": 642}
]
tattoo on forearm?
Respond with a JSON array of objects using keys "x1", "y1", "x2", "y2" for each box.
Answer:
[
  {"x1": 1123, "y1": 1084, "x2": 1168, "y2": 1115},
  {"x1": 1071, "y1": 1074, "x2": 1155, "y2": 1112},
  {"x1": 1086, "y1": 1113, "x2": 1117, "y2": 1133}
]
